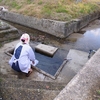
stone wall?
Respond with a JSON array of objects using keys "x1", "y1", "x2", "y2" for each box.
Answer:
[
  {"x1": 54, "y1": 49, "x2": 100, "y2": 100},
  {"x1": 0, "y1": 11, "x2": 100, "y2": 38},
  {"x1": 0, "y1": 20, "x2": 19, "y2": 43}
]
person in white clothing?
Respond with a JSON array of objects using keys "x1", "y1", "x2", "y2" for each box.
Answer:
[{"x1": 9, "y1": 33, "x2": 39, "y2": 77}]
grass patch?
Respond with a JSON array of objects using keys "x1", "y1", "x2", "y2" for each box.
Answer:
[
  {"x1": 27, "y1": 0, "x2": 32, "y2": 4},
  {"x1": 11, "y1": 1, "x2": 18, "y2": 8},
  {"x1": 97, "y1": 90, "x2": 100, "y2": 95},
  {"x1": 78, "y1": 3, "x2": 98, "y2": 14},
  {"x1": 0, "y1": 0, "x2": 100, "y2": 21},
  {"x1": 9, "y1": 1, "x2": 22, "y2": 10},
  {"x1": 0, "y1": 77, "x2": 2, "y2": 82},
  {"x1": 0, "y1": 43, "x2": 3, "y2": 48},
  {"x1": 42, "y1": 4, "x2": 53, "y2": 16},
  {"x1": 56, "y1": 5, "x2": 68, "y2": 13},
  {"x1": 38, "y1": 1, "x2": 43, "y2": 5},
  {"x1": 0, "y1": 0, "x2": 2, "y2": 3}
]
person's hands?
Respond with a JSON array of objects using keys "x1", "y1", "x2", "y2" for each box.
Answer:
[{"x1": 32, "y1": 61, "x2": 34, "y2": 64}]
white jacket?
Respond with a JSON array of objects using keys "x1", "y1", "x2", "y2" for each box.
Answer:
[{"x1": 9, "y1": 42, "x2": 38, "y2": 73}]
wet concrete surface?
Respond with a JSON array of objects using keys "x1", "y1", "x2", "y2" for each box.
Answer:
[{"x1": 0, "y1": 19, "x2": 100, "y2": 84}]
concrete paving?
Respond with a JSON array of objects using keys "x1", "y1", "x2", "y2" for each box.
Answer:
[{"x1": 66, "y1": 49, "x2": 88, "y2": 73}]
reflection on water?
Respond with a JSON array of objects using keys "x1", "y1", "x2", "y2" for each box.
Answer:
[
  {"x1": 6, "y1": 20, "x2": 100, "y2": 53},
  {"x1": 74, "y1": 28, "x2": 100, "y2": 52},
  {"x1": 4, "y1": 20, "x2": 100, "y2": 54}
]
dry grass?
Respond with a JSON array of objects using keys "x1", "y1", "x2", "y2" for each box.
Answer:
[{"x1": 0, "y1": 0, "x2": 100, "y2": 21}]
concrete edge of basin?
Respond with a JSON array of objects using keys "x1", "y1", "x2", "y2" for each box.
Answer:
[
  {"x1": 54, "y1": 49, "x2": 100, "y2": 100},
  {"x1": 0, "y1": 11, "x2": 100, "y2": 38}
]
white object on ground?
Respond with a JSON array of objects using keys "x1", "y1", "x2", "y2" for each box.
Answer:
[
  {"x1": 31, "y1": 59, "x2": 39, "y2": 66},
  {"x1": 0, "y1": 6, "x2": 8, "y2": 11}
]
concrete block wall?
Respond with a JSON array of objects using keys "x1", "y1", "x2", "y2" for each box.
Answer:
[
  {"x1": 0, "y1": 11, "x2": 100, "y2": 38},
  {"x1": 0, "y1": 20, "x2": 19, "y2": 42},
  {"x1": 0, "y1": 11, "x2": 66, "y2": 38},
  {"x1": 54, "y1": 49, "x2": 100, "y2": 100}
]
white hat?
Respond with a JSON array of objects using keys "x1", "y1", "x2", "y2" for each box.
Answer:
[{"x1": 20, "y1": 33, "x2": 30, "y2": 44}]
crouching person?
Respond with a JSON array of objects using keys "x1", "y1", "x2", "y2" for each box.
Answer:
[{"x1": 9, "y1": 33, "x2": 39, "y2": 77}]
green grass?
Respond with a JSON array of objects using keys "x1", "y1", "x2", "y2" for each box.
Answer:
[
  {"x1": 42, "y1": 8, "x2": 52, "y2": 16},
  {"x1": 56, "y1": 5, "x2": 68, "y2": 13},
  {"x1": 11, "y1": 1, "x2": 18, "y2": 8},
  {"x1": 10, "y1": 1, "x2": 21, "y2": 9},
  {"x1": 27, "y1": 0, "x2": 32, "y2": 4},
  {"x1": 97, "y1": 90, "x2": 100, "y2": 95},
  {"x1": 0, "y1": 0, "x2": 100, "y2": 21},
  {"x1": 42, "y1": 4, "x2": 53, "y2": 16},
  {"x1": 0, "y1": 0, "x2": 2, "y2": 3},
  {"x1": 0, "y1": 77, "x2": 2, "y2": 82},
  {"x1": 38, "y1": 1, "x2": 43, "y2": 5}
]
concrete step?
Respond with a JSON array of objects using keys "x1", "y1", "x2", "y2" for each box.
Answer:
[
  {"x1": 0, "y1": 87, "x2": 60, "y2": 100},
  {"x1": 0, "y1": 77, "x2": 66, "y2": 91},
  {"x1": 0, "y1": 20, "x2": 20, "y2": 43},
  {"x1": 0, "y1": 77, "x2": 66, "y2": 100},
  {"x1": 0, "y1": 74, "x2": 18, "y2": 79}
]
